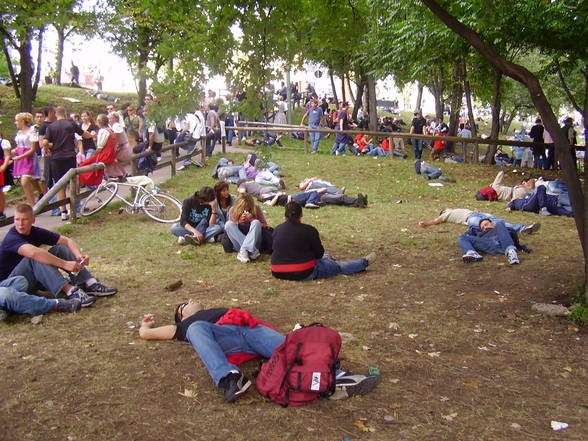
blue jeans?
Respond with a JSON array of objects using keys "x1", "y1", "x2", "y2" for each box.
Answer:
[
  {"x1": 290, "y1": 191, "x2": 320, "y2": 205},
  {"x1": 217, "y1": 165, "x2": 246, "y2": 183},
  {"x1": 412, "y1": 139, "x2": 424, "y2": 159},
  {"x1": 366, "y1": 147, "x2": 388, "y2": 156},
  {"x1": 457, "y1": 222, "x2": 515, "y2": 255},
  {"x1": 186, "y1": 322, "x2": 285, "y2": 386},
  {"x1": 9, "y1": 245, "x2": 92, "y2": 296},
  {"x1": 308, "y1": 125, "x2": 321, "y2": 152},
  {"x1": 303, "y1": 257, "x2": 368, "y2": 280},
  {"x1": 0, "y1": 276, "x2": 57, "y2": 315},
  {"x1": 466, "y1": 212, "x2": 525, "y2": 232},
  {"x1": 308, "y1": 182, "x2": 339, "y2": 194},
  {"x1": 224, "y1": 219, "x2": 262, "y2": 253},
  {"x1": 170, "y1": 220, "x2": 223, "y2": 241}
]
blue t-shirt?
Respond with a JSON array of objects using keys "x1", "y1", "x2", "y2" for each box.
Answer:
[
  {"x1": 306, "y1": 107, "x2": 323, "y2": 125},
  {"x1": 0, "y1": 226, "x2": 60, "y2": 280}
]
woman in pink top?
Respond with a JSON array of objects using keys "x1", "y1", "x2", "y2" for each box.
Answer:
[{"x1": 12, "y1": 112, "x2": 43, "y2": 205}]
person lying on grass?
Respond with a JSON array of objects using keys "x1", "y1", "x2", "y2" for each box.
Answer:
[
  {"x1": 139, "y1": 300, "x2": 381, "y2": 402},
  {"x1": 506, "y1": 185, "x2": 573, "y2": 217},
  {"x1": 419, "y1": 208, "x2": 540, "y2": 235},
  {"x1": 270, "y1": 201, "x2": 376, "y2": 281},
  {"x1": 0, "y1": 203, "x2": 117, "y2": 311},
  {"x1": 458, "y1": 218, "x2": 532, "y2": 265},
  {"x1": 414, "y1": 160, "x2": 455, "y2": 182}
]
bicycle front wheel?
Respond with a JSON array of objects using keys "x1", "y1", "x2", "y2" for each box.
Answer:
[
  {"x1": 140, "y1": 192, "x2": 182, "y2": 223},
  {"x1": 81, "y1": 182, "x2": 118, "y2": 216}
]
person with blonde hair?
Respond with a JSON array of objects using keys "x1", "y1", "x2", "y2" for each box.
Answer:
[
  {"x1": 224, "y1": 193, "x2": 269, "y2": 262},
  {"x1": 12, "y1": 113, "x2": 43, "y2": 206}
]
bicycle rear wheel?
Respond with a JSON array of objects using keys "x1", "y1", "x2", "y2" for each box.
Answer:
[
  {"x1": 140, "y1": 192, "x2": 181, "y2": 223},
  {"x1": 81, "y1": 182, "x2": 118, "y2": 216}
]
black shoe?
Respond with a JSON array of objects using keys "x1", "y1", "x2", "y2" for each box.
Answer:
[
  {"x1": 54, "y1": 298, "x2": 82, "y2": 313},
  {"x1": 220, "y1": 372, "x2": 251, "y2": 402},
  {"x1": 85, "y1": 281, "x2": 118, "y2": 297},
  {"x1": 357, "y1": 193, "x2": 367, "y2": 208}
]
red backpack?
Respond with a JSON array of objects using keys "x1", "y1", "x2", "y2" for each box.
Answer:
[{"x1": 255, "y1": 324, "x2": 342, "y2": 407}]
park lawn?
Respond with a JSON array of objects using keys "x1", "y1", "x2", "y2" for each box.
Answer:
[{"x1": 0, "y1": 146, "x2": 587, "y2": 441}]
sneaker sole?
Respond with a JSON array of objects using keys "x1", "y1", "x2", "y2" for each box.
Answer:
[
  {"x1": 522, "y1": 223, "x2": 541, "y2": 235},
  {"x1": 346, "y1": 375, "x2": 381, "y2": 397},
  {"x1": 226, "y1": 378, "x2": 252, "y2": 402},
  {"x1": 463, "y1": 256, "x2": 483, "y2": 263},
  {"x1": 85, "y1": 289, "x2": 117, "y2": 297},
  {"x1": 80, "y1": 298, "x2": 97, "y2": 307}
]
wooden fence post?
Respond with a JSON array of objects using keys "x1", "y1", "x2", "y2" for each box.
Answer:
[
  {"x1": 221, "y1": 136, "x2": 226, "y2": 153},
  {"x1": 69, "y1": 176, "x2": 79, "y2": 221},
  {"x1": 171, "y1": 149, "x2": 177, "y2": 177},
  {"x1": 388, "y1": 136, "x2": 393, "y2": 159},
  {"x1": 303, "y1": 131, "x2": 308, "y2": 154},
  {"x1": 201, "y1": 138, "x2": 206, "y2": 163},
  {"x1": 474, "y1": 143, "x2": 479, "y2": 163}
]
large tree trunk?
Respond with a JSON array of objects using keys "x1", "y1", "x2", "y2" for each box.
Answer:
[
  {"x1": 347, "y1": 74, "x2": 356, "y2": 103},
  {"x1": 366, "y1": 75, "x2": 378, "y2": 131},
  {"x1": 484, "y1": 69, "x2": 502, "y2": 164},
  {"x1": 137, "y1": 48, "x2": 149, "y2": 106},
  {"x1": 415, "y1": 81, "x2": 423, "y2": 112},
  {"x1": 32, "y1": 27, "x2": 44, "y2": 100},
  {"x1": 341, "y1": 74, "x2": 346, "y2": 103},
  {"x1": 55, "y1": 27, "x2": 65, "y2": 85},
  {"x1": 447, "y1": 59, "x2": 464, "y2": 151},
  {"x1": 421, "y1": 0, "x2": 588, "y2": 302},
  {"x1": 463, "y1": 60, "x2": 477, "y2": 136},
  {"x1": 428, "y1": 70, "x2": 445, "y2": 119},
  {"x1": 329, "y1": 68, "x2": 338, "y2": 105},
  {"x1": 18, "y1": 35, "x2": 34, "y2": 112},
  {"x1": 351, "y1": 74, "x2": 366, "y2": 120}
]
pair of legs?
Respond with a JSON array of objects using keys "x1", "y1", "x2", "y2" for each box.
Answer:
[
  {"x1": 217, "y1": 166, "x2": 246, "y2": 183},
  {"x1": 520, "y1": 186, "x2": 573, "y2": 216},
  {"x1": 303, "y1": 256, "x2": 369, "y2": 281},
  {"x1": 0, "y1": 276, "x2": 59, "y2": 315},
  {"x1": 224, "y1": 219, "x2": 262, "y2": 255},
  {"x1": 51, "y1": 157, "x2": 76, "y2": 215},
  {"x1": 19, "y1": 175, "x2": 44, "y2": 206},
  {"x1": 170, "y1": 219, "x2": 223, "y2": 242},
  {"x1": 186, "y1": 322, "x2": 285, "y2": 386},
  {"x1": 289, "y1": 191, "x2": 320, "y2": 206},
  {"x1": 308, "y1": 125, "x2": 321, "y2": 152},
  {"x1": 457, "y1": 222, "x2": 517, "y2": 256},
  {"x1": 9, "y1": 244, "x2": 93, "y2": 296},
  {"x1": 366, "y1": 147, "x2": 388, "y2": 157},
  {"x1": 412, "y1": 139, "x2": 424, "y2": 159}
]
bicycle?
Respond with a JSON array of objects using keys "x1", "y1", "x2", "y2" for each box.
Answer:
[{"x1": 80, "y1": 178, "x2": 182, "y2": 223}]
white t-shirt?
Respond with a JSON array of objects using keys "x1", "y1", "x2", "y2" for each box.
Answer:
[{"x1": 1, "y1": 138, "x2": 11, "y2": 152}]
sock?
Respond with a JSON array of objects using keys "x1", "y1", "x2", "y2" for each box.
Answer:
[
  {"x1": 66, "y1": 286, "x2": 76, "y2": 297},
  {"x1": 85, "y1": 277, "x2": 97, "y2": 287}
]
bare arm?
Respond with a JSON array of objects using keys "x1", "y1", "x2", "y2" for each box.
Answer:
[
  {"x1": 139, "y1": 315, "x2": 176, "y2": 340},
  {"x1": 17, "y1": 243, "x2": 83, "y2": 273},
  {"x1": 418, "y1": 217, "x2": 444, "y2": 228},
  {"x1": 300, "y1": 113, "x2": 307, "y2": 126}
]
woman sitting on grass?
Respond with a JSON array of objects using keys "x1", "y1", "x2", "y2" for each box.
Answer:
[
  {"x1": 213, "y1": 181, "x2": 235, "y2": 230},
  {"x1": 224, "y1": 193, "x2": 269, "y2": 263}
]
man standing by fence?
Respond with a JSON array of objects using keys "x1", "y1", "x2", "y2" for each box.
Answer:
[{"x1": 300, "y1": 100, "x2": 325, "y2": 154}]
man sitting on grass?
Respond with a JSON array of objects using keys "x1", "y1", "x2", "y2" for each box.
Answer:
[
  {"x1": 458, "y1": 218, "x2": 531, "y2": 265},
  {"x1": 419, "y1": 208, "x2": 540, "y2": 235},
  {"x1": 139, "y1": 300, "x2": 381, "y2": 402},
  {"x1": 0, "y1": 204, "x2": 117, "y2": 310}
]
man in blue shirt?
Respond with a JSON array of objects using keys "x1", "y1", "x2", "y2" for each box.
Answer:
[
  {"x1": 300, "y1": 100, "x2": 325, "y2": 153},
  {"x1": 0, "y1": 204, "x2": 117, "y2": 319}
]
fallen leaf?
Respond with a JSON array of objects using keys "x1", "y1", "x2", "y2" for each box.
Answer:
[
  {"x1": 478, "y1": 346, "x2": 489, "y2": 351},
  {"x1": 442, "y1": 412, "x2": 458, "y2": 422},
  {"x1": 30, "y1": 315, "x2": 43, "y2": 325},
  {"x1": 164, "y1": 280, "x2": 183, "y2": 291},
  {"x1": 562, "y1": 366, "x2": 572, "y2": 372},
  {"x1": 389, "y1": 378, "x2": 400, "y2": 384},
  {"x1": 388, "y1": 322, "x2": 400, "y2": 330},
  {"x1": 353, "y1": 420, "x2": 376, "y2": 432},
  {"x1": 511, "y1": 423, "x2": 522, "y2": 430},
  {"x1": 362, "y1": 345, "x2": 371, "y2": 351},
  {"x1": 389, "y1": 402, "x2": 401, "y2": 409},
  {"x1": 440, "y1": 396, "x2": 450, "y2": 402},
  {"x1": 463, "y1": 379, "x2": 480, "y2": 389},
  {"x1": 408, "y1": 333, "x2": 418, "y2": 339},
  {"x1": 179, "y1": 389, "x2": 197, "y2": 398},
  {"x1": 428, "y1": 352, "x2": 441, "y2": 358}
]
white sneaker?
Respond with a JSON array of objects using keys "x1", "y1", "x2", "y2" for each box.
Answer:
[
  {"x1": 61, "y1": 211, "x2": 70, "y2": 221},
  {"x1": 177, "y1": 236, "x2": 187, "y2": 245},
  {"x1": 539, "y1": 207, "x2": 551, "y2": 216},
  {"x1": 521, "y1": 222, "x2": 541, "y2": 235},
  {"x1": 462, "y1": 250, "x2": 483, "y2": 263},
  {"x1": 237, "y1": 249, "x2": 250, "y2": 263},
  {"x1": 249, "y1": 249, "x2": 260, "y2": 260},
  {"x1": 506, "y1": 247, "x2": 520, "y2": 265}
]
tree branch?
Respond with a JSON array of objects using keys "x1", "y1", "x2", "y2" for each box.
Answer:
[
  {"x1": 1, "y1": 38, "x2": 21, "y2": 98},
  {"x1": 555, "y1": 58, "x2": 582, "y2": 115}
]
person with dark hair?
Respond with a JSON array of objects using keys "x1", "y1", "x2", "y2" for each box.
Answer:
[
  {"x1": 487, "y1": 170, "x2": 535, "y2": 201},
  {"x1": 170, "y1": 186, "x2": 223, "y2": 245},
  {"x1": 458, "y1": 218, "x2": 529, "y2": 265},
  {"x1": 138, "y1": 300, "x2": 381, "y2": 403},
  {"x1": 0, "y1": 204, "x2": 117, "y2": 310},
  {"x1": 300, "y1": 100, "x2": 325, "y2": 153},
  {"x1": 410, "y1": 112, "x2": 427, "y2": 159},
  {"x1": 528, "y1": 117, "x2": 545, "y2": 169},
  {"x1": 213, "y1": 181, "x2": 235, "y2": 229},
  {"x1": 270, "y1": 202, "x2": 376, "y2": 281}
]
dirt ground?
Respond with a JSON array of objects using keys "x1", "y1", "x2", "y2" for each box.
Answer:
[{"x1": 1, "y1": 151, "x2": 587, "y2": 441}]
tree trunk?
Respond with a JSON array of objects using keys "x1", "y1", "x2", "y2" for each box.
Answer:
[
  {"x1": 137, "y1": 48, "x2": 149, "y2": 107},
  {"x1": 18, "y1": 36, "x2": 34, "y2": 112},
  {"x1": 32, "y1": 27, "x2": 44, "y2": 100},
  {"x1": 447, "y1": 59, "x2": 464, "y2": 151},
  {"x1": 484, "y1": 69, "x2": 502, "y2": 164},
  {"x1": 55, "y1": 27, "x2": 65, "y2": 85},
  {"x1": 420, "y1": 0, "x2": 588, "y2": 301},
  {"x1": 351, "y1": 76, "x2": 366, "y2": 121},
  {"x1": 1, "y1": 39, "x2": 20, "y2": 98},
  {"x1": 341, "y1": 74, "x2": 346, "y2": 103},
  {"x1": 347, "y1": 75, "x2": 355, "y2": 103},
  {"x1": 415, "y1": 81, "x2": 423, "y2": 113},
  {"x1": 329, "y1": 68, "x2": 338, "y2": 105},
  {"x1": 286, "y1": 66, "x2": 292, "y2": 124},
  {"x1": 366, "y1": 75, "x2": 378, "y2": 132},
  {"x1": 429, "y1": 70, "x2": 445, "y2": 119},
  {"x1": 463, "y1": 60, "x2": 477, "y2": 136}
]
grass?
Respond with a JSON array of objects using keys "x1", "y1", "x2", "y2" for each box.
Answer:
[{"x1": 1, "y1": 93, "x2": 587, "y2": 440}]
